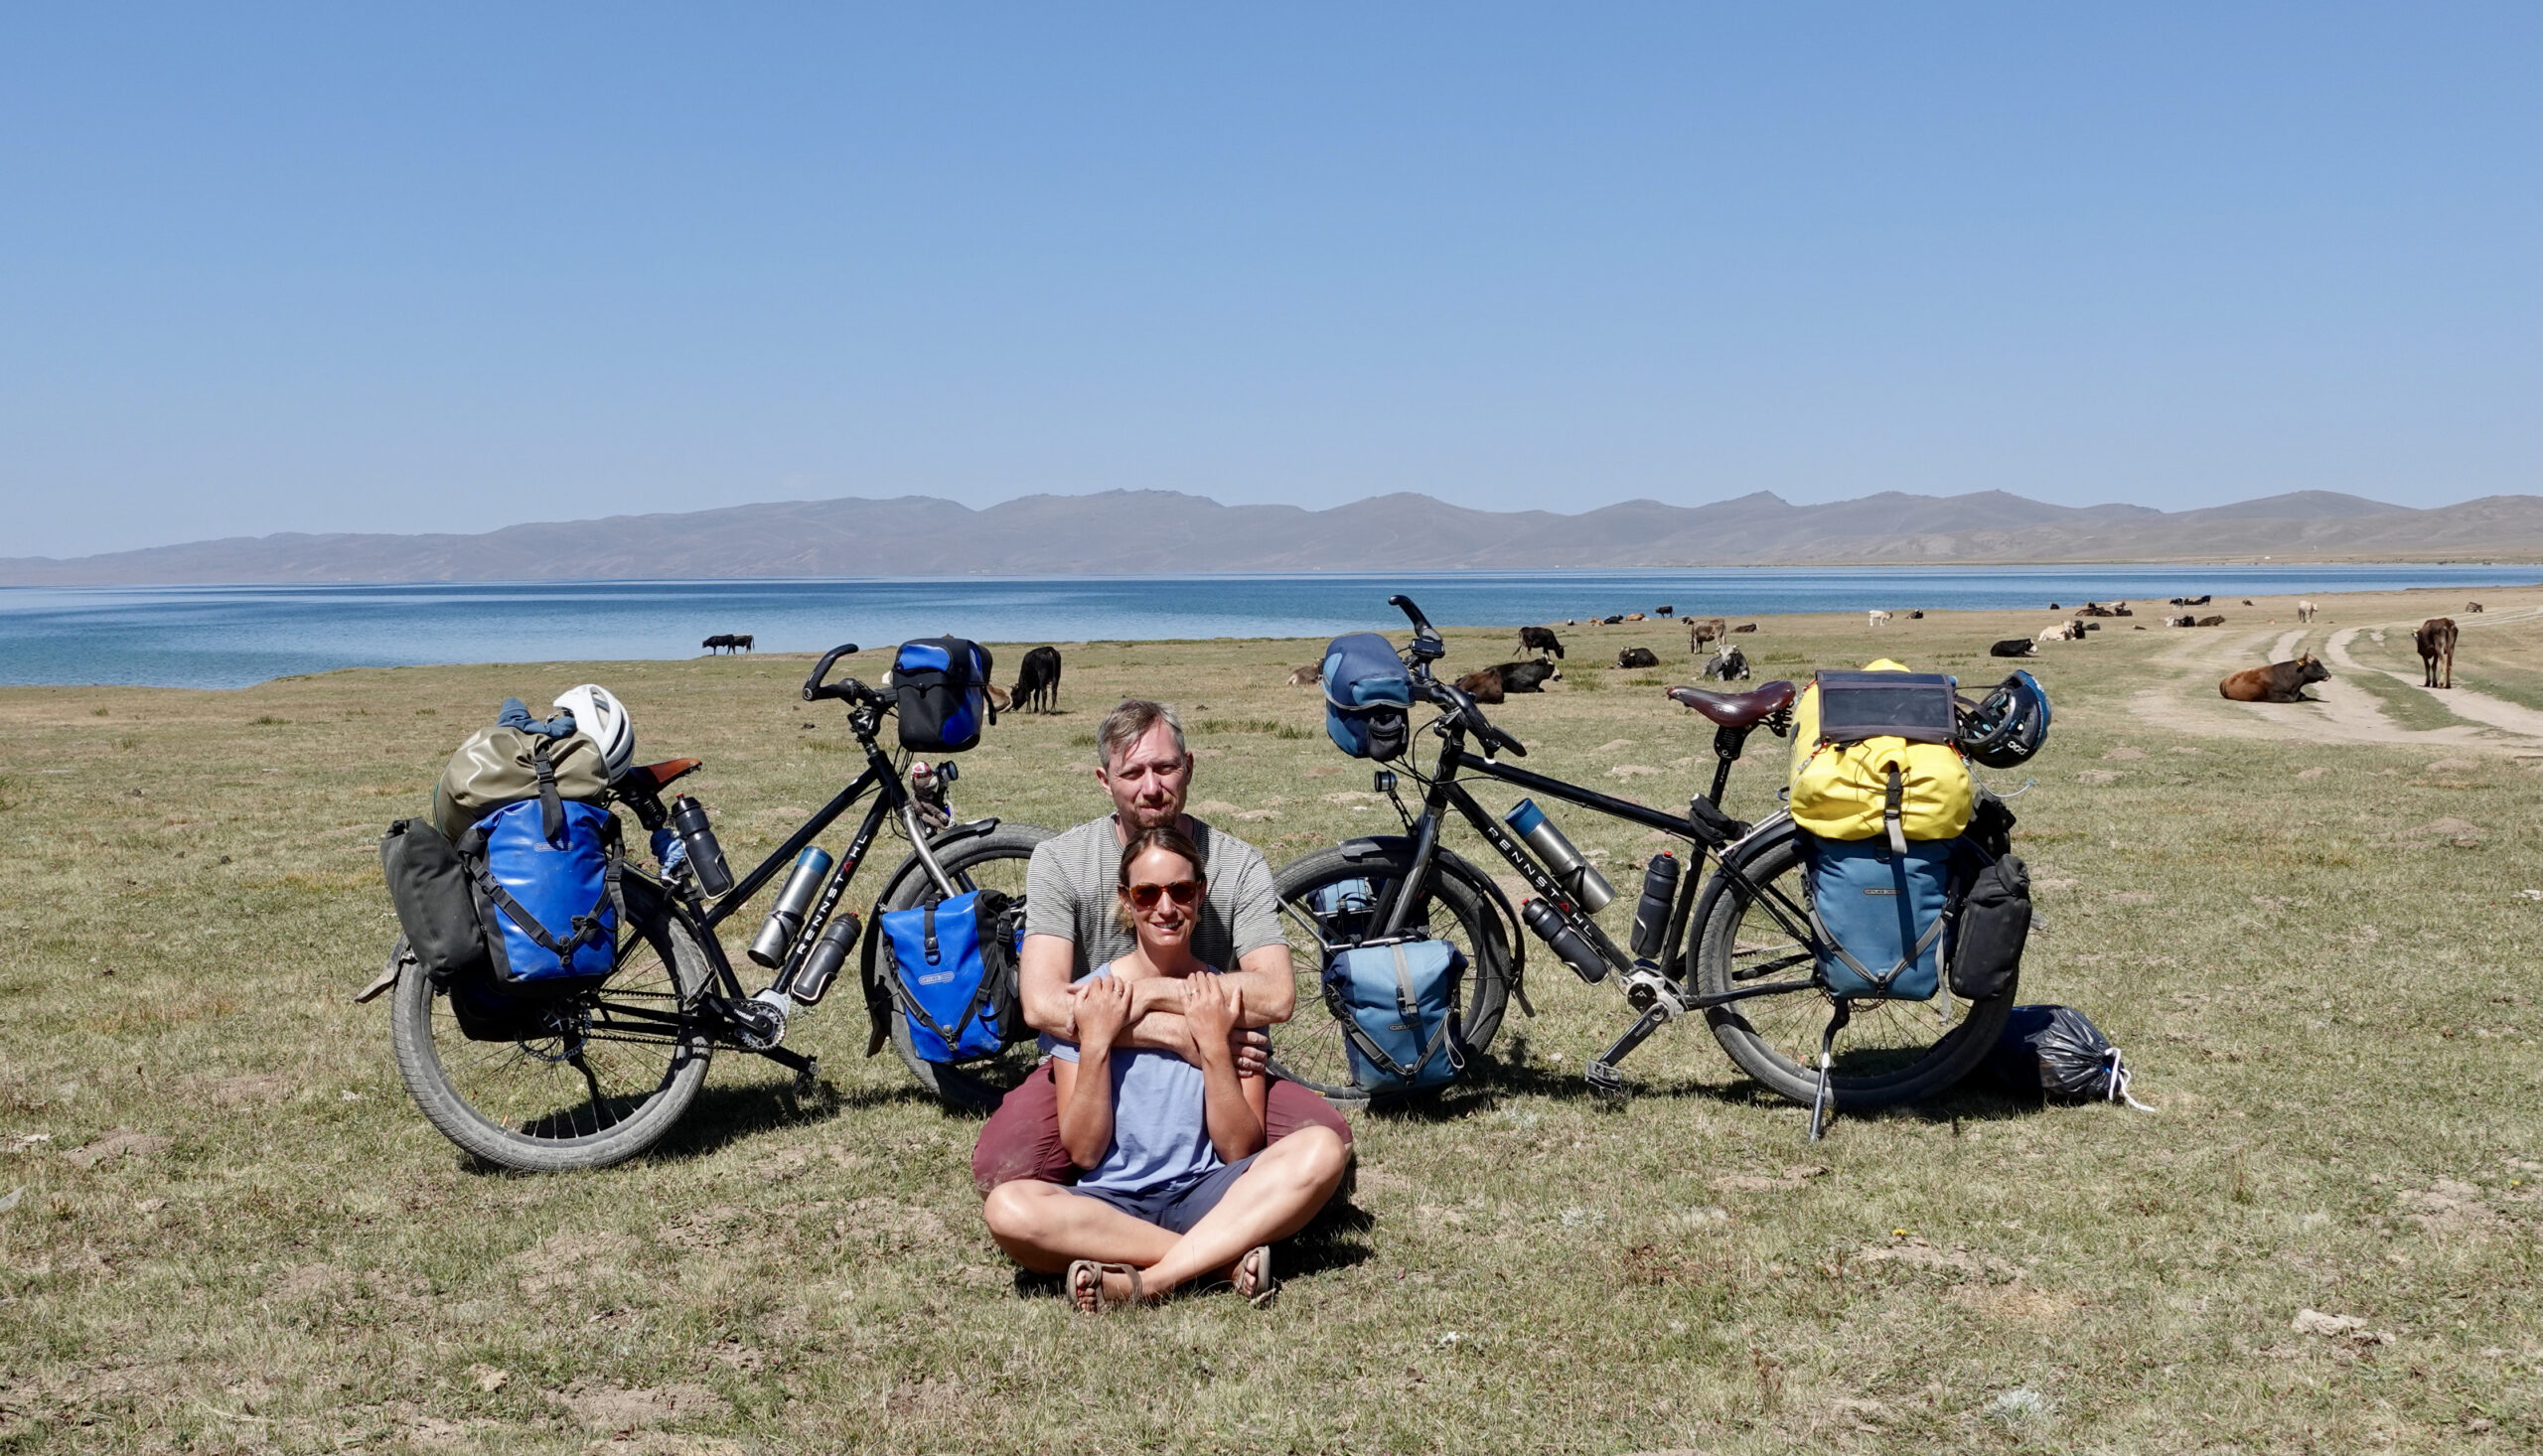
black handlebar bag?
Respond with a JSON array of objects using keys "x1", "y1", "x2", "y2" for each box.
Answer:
[{"x1": 894, "y1": 638, "x2": 996, "y2": 753}]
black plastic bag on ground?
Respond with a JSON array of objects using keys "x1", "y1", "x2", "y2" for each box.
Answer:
[{"x1": 1979, "y1": 1004, "x2": 2152, "y2": 1108}]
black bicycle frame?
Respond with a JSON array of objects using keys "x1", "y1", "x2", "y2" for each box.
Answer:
[{"x1": 1375, "y1": 729, "x2": 1819, "y2": 1011}]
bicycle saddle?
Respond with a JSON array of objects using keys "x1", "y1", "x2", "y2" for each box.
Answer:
[
  {"x1": 1666, "y1": 680, "x2": 1797, "y2": 729},
  {"x1": 624, "y1": 757, "x2": 703, "y2": 790}
]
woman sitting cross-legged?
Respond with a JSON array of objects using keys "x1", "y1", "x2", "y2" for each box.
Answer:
[{"x1": 981, "y1": 825, "x2": 1348, "y2": 1310}]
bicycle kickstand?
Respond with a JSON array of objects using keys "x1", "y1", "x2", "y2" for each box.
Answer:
[{"x1": 1807, "y1": 1000, "x2": 1853, "y2": 1143}]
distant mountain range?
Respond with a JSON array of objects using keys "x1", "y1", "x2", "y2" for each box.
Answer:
[{"x1": 6, "y1": 489, "x2": 2539, "y2": 585}]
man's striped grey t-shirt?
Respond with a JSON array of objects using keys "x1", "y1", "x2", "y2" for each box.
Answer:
[{"x1": 1022, "y1": 815, "x2": 1285, "y2": 978}]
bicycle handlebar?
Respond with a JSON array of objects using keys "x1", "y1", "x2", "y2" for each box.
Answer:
[
  {"x1": 1421, "y1": 677, "x2": 1527, "y2": 759},
  {"x1": 802, "y1": 644, "x2": 866, "y2": 703}
]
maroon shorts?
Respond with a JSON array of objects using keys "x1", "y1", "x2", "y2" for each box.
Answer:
[{"x1": 972, "y1": 1062, "x2": 1352, "y2": 1196}]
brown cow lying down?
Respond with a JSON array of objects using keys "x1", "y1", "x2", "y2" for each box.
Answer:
[
  {"x1": 2195, "y1": 615, "x2": 2226, "y2": 627},
  {"x1": 2220, "y1": 655, "x2": 2330, "y2": 703},
  {"x1": 1456, "y1": 658, "x2": 1561, "y2": 703}
]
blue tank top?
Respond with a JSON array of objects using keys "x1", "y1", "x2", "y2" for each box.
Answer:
[{"x1": 1042, "y1": 962, "x2": 1230, "y2": 1197}]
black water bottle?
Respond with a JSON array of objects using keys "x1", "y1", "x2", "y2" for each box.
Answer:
[
  {"x1": 1521, "y1": 898, "x2": 1608, "y2": 984},
  {"x1": 790, "y1": 911, "x2": 861, "y2": 1005},
  {"x1": 1629, "y1": 852, "x2": 1681, "y2": 959},
  {"x1": 669, "y1": 794, "x2": 735, "y2": 896}
]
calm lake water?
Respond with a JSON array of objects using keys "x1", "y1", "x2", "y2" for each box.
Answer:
[{"x1": 0, "y1": 565, "x2": 2526, "y2": 689}]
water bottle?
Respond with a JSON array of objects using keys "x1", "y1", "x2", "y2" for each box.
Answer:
[
  {"x1": 789, "y1": 910, "x2": 861, "y2": 1005},
  {"x1": 1503, "y1": 800, "x2": 1616, "y2": 912},
  {"x1": 1521, "y1": 898, "x2": 1609, "y2": 983},
  {"x1": 1628, "y1": 852, "x2": 1681, "y2": 959},
  {"x1": 749, "y1": 847, "x2": 835, "y2": 967},
  {"x1": 669, "y1": 795, "x2": 735, "y2": 897}
]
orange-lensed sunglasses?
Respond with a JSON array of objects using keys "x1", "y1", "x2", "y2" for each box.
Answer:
[{"x1": 1122, "y1": 880, "x2": 1202, "y2": 910}]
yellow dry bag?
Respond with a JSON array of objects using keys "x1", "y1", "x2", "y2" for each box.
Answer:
[{"x1": 1788, "y1": 659, "x2": 1974, "y2": 846}]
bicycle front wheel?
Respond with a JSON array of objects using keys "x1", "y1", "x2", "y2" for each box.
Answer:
[
  {"x1": 1269, "y1": 841, "x2": 1515, "y2": 1106},
  {"x1": 387, "y1": 883, "x2": 714, "y2": 1172},
  {"x1": 873, "y1": 822, "x2": 1057, "y2": 1111},
  {"x1": 1690, "y1": 817, "x2": 2012, "y2": 1110}
]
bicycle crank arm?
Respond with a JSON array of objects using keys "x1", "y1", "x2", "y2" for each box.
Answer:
[{"x1": 1585, "y1": 1005, "x2": 1671, "y2": 1093}]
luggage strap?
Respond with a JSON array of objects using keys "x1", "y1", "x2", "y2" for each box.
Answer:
[
  {"x1": 532, "y1": 743, "x2": 564, "y2": 840},
  {"x1": 1883, "y1": 764, "x2": 1908, "y2": 856}
]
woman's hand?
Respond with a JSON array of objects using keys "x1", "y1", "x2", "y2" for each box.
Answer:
[
  {"x1": 1075, "y1": 974, "x2": 1132, "y2": 1052},
  {"x1": 1183, "y1": 976, "x2": 1242, "y2": 1048}
]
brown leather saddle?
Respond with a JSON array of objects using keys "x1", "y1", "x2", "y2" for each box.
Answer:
[{"x1": 1665, "y1": 680, "x2": 1797, "y2": 728}]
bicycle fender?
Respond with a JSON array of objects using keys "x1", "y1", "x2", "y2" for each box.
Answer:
[{"x1": 1329, "y1": 835, "x2": 1531, "y2": 1016}]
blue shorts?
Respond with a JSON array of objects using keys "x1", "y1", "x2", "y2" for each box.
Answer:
[{"x1": 1069, "y1": 1155, "x2": 1259, "y2": 1236}]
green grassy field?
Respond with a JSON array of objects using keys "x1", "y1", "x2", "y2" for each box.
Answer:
[{"x1": 2, "y1": 585, "x2": 2537, "y2": 1454}]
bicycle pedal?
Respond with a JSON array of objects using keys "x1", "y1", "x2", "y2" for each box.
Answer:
[{"x1": 1583, "y1": 1061, "x2": 1627, "y2": 1095}]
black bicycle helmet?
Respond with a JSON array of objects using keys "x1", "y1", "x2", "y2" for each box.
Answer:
[{"x1": 1958, "y1": 670, "x2": 2050, "y2": 768}]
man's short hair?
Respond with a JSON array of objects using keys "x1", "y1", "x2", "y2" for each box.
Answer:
[{"x1": 1096, "y1": 699, "x2": 1187, "y2": 769}]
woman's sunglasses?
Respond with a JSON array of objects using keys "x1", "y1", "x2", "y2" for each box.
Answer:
[{"x1": 1122, "y1": 880, "x2": 1202, "y2": 910}]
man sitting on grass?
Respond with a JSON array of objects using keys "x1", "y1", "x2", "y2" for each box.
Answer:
[{"x1": 970, "y1": 698, "x2": 1351, "y2": 1194}]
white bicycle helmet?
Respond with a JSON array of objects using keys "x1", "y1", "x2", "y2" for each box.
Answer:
[{"x1": 553, "y1": 684, "x2": 636, "y2": 780}]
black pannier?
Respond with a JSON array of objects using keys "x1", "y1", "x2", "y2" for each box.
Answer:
[{"x1": 381, "y1": 817, "x2": 491, "y2": 983}]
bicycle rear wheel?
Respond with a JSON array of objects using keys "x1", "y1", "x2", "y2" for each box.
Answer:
[
  {"x1": 873, "y1": 823, "x2": 1057, "y2": 1111},
  {"x1": 387, "y1": 880, "x2": 714, "y2": 1172},
  {"x1": 1269, "y1": 841, "x2": 1515, "y2": 1107},
  {"x1": 1690, "y1": 817, "x2": 2011, "y2": 1109}
]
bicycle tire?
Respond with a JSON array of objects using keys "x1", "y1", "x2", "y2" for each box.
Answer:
[
  {"x1": 871, "y1": 822, "x2": 1057, "y2": 1111},
  {"x1": 1690, "y1": 816, "x2": 2012, "y2": 1109},
  {"x1": 1268, "y1": 841, "x2": 1515, "y2": 1107},
  {"x1": 387, "y1": 881, "x2": 714, "y2": 1172}
]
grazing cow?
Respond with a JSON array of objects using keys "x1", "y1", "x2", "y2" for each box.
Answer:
[
  {"x1": 1989, "y1": 639, "x2": 2037, "y2": 658},
  {"x1": 2220, "y1": 655, "x2": 2330, "y2": 703},
  {"x1": 1730, "y1": 622, "x2": 1757, "y2": 634},
  {"x1": 701, "y1": 633, "x2": 755, "y2": 655},
  {"x1": 1701, "y1": 646, "x2": 1750, "y2": 680},
  {"x1": 2416, "y1": 618, "x2": 2458, "y2": 689},
  {"x1": 2296, "y1": 600, "x2": 2318, "y2": 624},
  {"x1": 2195, "y1": 615, "x2": 2226, "y2": 628},
  {"x1": 2466, "y1": 601, "x2": 2484, "y2": 614},
  {"x1": 1285, "y1": 664, "x2": 1317, "y2": 687},
  {"x1": 1012, "y1": 646, "x2": 1064, "y2": 713},
  {"x1": 1623, "y1": 613, "x2": 1646, "y2": 622},
  {"x1": 2241, "y1": 600, "x2": 2254, "y2": 607},
  {"x1": 1520, "y1": 626, "x2": 1567, "y2": 659},
  {"x1": 1687, "y1": 617, "x2": 1728, "y2": 651},
  {"x1": 1868, "y1": 610, "x2": 1891, "y2": 628},
  {"x1": 1617, "y1": 647, "x2": 1660, "y2": 669},
  {"x1": 1655, "y1": 605, "x2": 1675, "y2": 618}
]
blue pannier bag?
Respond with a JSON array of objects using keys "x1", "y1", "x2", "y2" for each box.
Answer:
[
  {"x1": 1323, "y1": 937, "x2": 1467, "y2": 1093},
  {"x1": 894, "y1": 637, "x2": 995, "y2": 754},
  {"x1": 461, "y1": 796, "x2": 622, "y2": 985},
  {"x1": 1803, "y1": 835, "x2": 1951, "y2": 1000},
  {"x1": 881, "y1": 889, "x2": 1023, "y2": 1063},
  {"x1": 1321, "y1": 633, "x2": 1413, "y2": 760}
]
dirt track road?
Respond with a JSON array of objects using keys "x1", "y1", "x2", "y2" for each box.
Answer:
[{"x1": 2127, "y1": 601, "x2": 2542, "y2": 756}]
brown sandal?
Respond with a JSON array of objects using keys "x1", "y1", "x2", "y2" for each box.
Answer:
[
  {"x1": 1067, "y1": 1259, "x2": 1144, "y2": 1313},
  {"x1": 1234, "y1": 1244, "x2": 1278, "y2": 1308}
]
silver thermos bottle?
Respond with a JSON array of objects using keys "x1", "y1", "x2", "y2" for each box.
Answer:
[
  {"x1": 1503, "y1": 799, "x2": 1616, "y2": 912},
  {"x1": 748, "y1": 847, "x2": 835, "y2": 967}
]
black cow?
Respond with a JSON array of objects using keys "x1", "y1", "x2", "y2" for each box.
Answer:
[
  {"x1": 1617, "y1": 647, "x2": 1660, "y2": 669},
  {"x1": 1599, "y1": 614, "x2": 1625, "y2": 626},
  {"x1": 1519, "y1": 626, "x2": 1566, "y2": 659},
  {"x1": 1989, "y1": 639, "x2": 2037, "y2": 658},
  {"x1": 1012, "y1": 646, "x2": 1063, "y2": 714},
  {"x1": 1482, "y1": 658, "x2": 1561, "y2": 693},
  {"x1": 1655, "y1": 605, "x2": 1675, "y2": 617},
  {"x1": 701, "y1": 634, "x2": 754, "y2": 655}
]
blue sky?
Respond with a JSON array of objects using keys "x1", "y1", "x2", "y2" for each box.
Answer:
[{"x1": 2, "y1": 4, "x2": 2535, "y2": 557}]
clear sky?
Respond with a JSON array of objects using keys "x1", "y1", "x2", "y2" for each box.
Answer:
[{"x1": 3, "y1": 4, "x2": 2535, "y2": 557}]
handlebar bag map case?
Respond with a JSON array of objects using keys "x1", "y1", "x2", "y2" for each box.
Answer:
[
  {"x1": 1787, "y1": 660, "x2": 1973, "y2": 844},
  {"x1": 894, "y1": 638, "x2": 995, "y2": 754},
  {"x1": 881, "y1": 888, "x2": 1024, "y2": 1062},
  {"x1": 1324, "y1": 937, "x2": 1468, "y2": 1093},
  {"x1": 1321, "y1": 633, "x2": 1413, "y2": 760}
]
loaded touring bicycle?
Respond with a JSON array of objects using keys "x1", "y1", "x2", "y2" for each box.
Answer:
[
  {"x1": 1274, "y1": 596, "x2": 2045, "y2": 1137},
  {"x1": 372, "y1": 642, "x2": 1053, "y2": 1171}
]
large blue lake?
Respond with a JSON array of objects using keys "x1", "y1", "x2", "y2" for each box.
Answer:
[{"x1": 0, "y1": 565, "x2": 2526, "y2": 689}]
